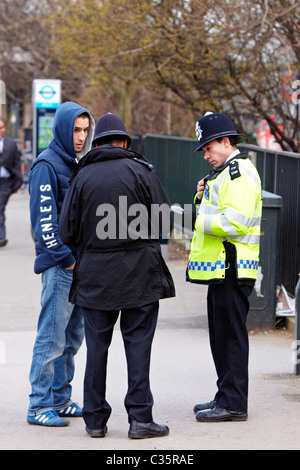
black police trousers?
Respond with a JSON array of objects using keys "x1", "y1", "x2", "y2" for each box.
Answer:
[
  {"x1": 207, "y1": 279, "x2": 253, "y2": 413},
  {"x1": 82, "y1": 301, "x2": 159, "y2": 430}
]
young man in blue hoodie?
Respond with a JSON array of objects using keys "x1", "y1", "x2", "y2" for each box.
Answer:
[{"x1": 27, "y1": 102, "x2": 95, "y2": 427}]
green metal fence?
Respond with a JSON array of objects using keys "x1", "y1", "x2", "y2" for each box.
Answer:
[{"x1": 142, "y1": 133, "x2": 210, "y2": 207}]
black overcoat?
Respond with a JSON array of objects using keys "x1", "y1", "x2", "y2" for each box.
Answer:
[{"x1": 59, "y1": 145, "x2": 175, "y2": 310}]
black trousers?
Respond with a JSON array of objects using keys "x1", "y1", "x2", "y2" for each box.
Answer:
[
  {"x1": 207, "y1": 279, "x2": 253, "y2": 413},
  {"x1": 0, "y1": 178, "x2": 13, "y2": 239},
  {"x1": 82, "y1": 301, "x2": 159, "y2": 430}
]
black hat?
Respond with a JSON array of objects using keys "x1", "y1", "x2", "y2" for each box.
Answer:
[
  {"x1": 93, "y1": 113, "x2": 131, "y2": 148},
  {"x1": 195, "y1": 112, "x2": 245, "y2": 151}
]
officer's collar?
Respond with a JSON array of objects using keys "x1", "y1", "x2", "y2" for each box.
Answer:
[
  {"x1": 224, "y1": 149, "x2": 240, "y2": 165},
  {"x1": 206, "y1": 148, "x2": 247, "y2": 180}
]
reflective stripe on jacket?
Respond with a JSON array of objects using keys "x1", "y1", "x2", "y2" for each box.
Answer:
[{"x1": 186, "y1": 152, "x2": 262, "y2": 284}]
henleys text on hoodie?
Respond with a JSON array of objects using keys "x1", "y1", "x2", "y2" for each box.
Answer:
[{"x1": 28, "y1": 102, "x2": 95, "y2": 274}]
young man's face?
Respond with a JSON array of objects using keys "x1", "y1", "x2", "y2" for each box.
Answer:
[
  {"x1": 202, "y1": 138, "x2": 230, "y2": 168},
  {"x1": 73, "y1": 116, "x2": 90, "y2": 155}
]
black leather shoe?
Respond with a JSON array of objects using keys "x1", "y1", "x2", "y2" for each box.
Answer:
[
  {"x1": 193, "y1": 400, "x2": 217, "y2": 414},
  {"x1": 86, "y1": 425, "x2": 108, "y2": 438},
  {"x1": 0, "y1": 239, "x2": 8, "y2": 247},
  {"x1": 196, "y1": 406, "x2": 247, "y2": 422},
  {"x1": 128, "y1": 420, "x2": 169, "y2": 439}
]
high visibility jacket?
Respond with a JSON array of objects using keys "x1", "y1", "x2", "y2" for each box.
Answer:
[{"x1": 186, "y1": 151, "x2": 262, "y2": 284}]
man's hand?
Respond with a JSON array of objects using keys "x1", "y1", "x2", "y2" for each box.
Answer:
[
  {"x1": 197, "y1": 179, "x2": 205, "y2": 199},
  {"x1": 66, "y1": 262, "x2": 76, "y2": 270}
]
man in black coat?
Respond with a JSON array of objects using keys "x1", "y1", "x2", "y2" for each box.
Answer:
[
  {"x1": 59, "y1": 113, "x2": 175, "y2": 439},
  {"x1": 0, "y1": 118, "x2": 23, "y2": 246}
]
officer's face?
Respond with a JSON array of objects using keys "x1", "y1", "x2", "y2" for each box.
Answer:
[{"x1": 202, "y1": 138, "x2": 229, "y2": 168}]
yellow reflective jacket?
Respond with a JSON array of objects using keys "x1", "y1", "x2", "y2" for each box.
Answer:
[{"x1": 186, "y1": 151, "x2": 262, "y2": 284}]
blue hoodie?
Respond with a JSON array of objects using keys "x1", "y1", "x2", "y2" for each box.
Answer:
[{"x1": 29, "y1": 101, "x2": 95, "y2": 274}]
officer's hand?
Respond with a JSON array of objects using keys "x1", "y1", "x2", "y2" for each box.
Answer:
[{"x1": 197, "y1": 179, "x2": 205, "y2": 198}]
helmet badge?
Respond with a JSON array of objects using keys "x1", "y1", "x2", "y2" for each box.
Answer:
[{"x1": 195, "y1": 121, "x2": 203, "y2": 141}]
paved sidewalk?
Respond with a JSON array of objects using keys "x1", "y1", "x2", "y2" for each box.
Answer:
[{"x1": 0, "y1": 191, "x2": 299, "y2": 451}]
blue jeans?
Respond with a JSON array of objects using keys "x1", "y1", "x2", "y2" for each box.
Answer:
[{"x1": 28, "y1": 266, "x2": 84, "y2": 415}]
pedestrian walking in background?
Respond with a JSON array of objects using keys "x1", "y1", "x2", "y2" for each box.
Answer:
[{"x1": 0, "y1": 118, "x2": 23, "y2": 247}]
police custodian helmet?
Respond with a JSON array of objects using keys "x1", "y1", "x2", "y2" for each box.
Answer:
[
  {"x1": 93, "y1": 112, "x2": 132, "y2": 148},
  {"x1": 195, "y1": 112, "x2": 245, "y2": 151}
]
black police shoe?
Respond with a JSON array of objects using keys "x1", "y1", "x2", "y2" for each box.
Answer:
[
  {"x1": 128, "y1": 420, "x2": 169, "y2": 439},
  {"x1": 86, "y1": 425, "x2": 108, "y2": 438},
  {"x1": 0, "y1": 239, "x2": 8, "y2": 247},
  {"x1": 196, "y1": 406, "x2": 248, "y2": 422},
  {"x1": 193, "y1": 400, "x2": 217, "y2": 414}
]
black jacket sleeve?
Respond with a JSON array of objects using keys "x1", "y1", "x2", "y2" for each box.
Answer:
[{"x1": 58, "y1": 178, "x2": 81, "y2": 247}]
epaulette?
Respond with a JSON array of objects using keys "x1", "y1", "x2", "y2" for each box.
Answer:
[
  {"x1": 132, "y1": 157, "x2": 154, "y2": 171},
  {"x1": 229, "y1": 160, "x2": 241, "y2": 180}
]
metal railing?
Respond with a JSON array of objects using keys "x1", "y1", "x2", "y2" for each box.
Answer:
[{"x1": 240, "y1": 143, "x2": 300, "y2": 297}]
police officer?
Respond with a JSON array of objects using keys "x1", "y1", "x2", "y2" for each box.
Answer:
[
  {"x1": 59, "y1": 113, "x2": 175, "y2": 439},
  {"x1": 187, "y1": 112, "x2": 262, "y2": 422}
]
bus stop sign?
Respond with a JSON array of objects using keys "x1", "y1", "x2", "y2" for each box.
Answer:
[{"x1": 32, "y1": 79, "x2": 61, "y2": 158}]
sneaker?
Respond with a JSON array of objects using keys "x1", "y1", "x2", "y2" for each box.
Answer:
[
  {"x1": 58, "y1": 402, "x2": 82, "y2": 417},
  {"x1": 27, "y1": 410, "x2": 70, "y2": 427}
]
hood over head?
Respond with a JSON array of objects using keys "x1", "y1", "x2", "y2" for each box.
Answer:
[{"x1": 50, "y1": 101, "x2": 95, "y2": 160}]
